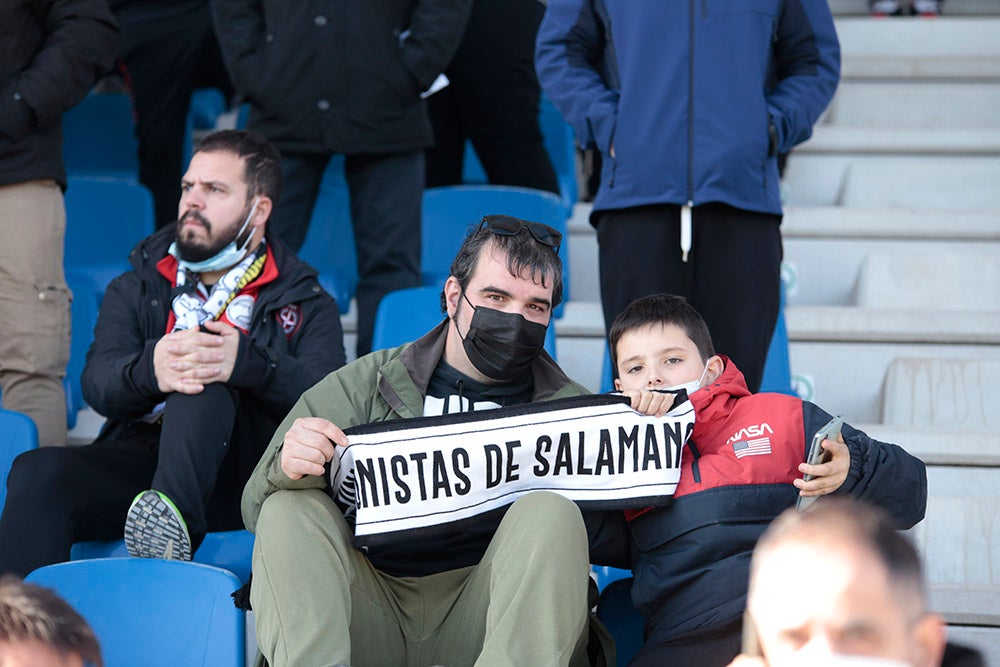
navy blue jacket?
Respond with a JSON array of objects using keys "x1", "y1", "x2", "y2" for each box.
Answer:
[
  {"x1": 628, "y1": 359, "x2": 927, "y2": 642},
  {"x1": 535, "y1": 0, "x2": 840, "y2": 218}
]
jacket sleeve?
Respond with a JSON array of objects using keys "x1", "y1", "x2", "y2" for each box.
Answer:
[
  {"x1": 767, "y1": 0, "x2": 840, "y2": 153},
  {"x1": 242, "y1": 357, "x2": 380, "y2": 532},
  {"x1": 0, "y1": 0, "x2": 119, "y2": 140},
  {"x1": 534, "y1": 0, "x2": 619, "y2": 153},
  {"x1": 226, "y1": 290, "x2": 347, "y2": 415},
  {"x1": 210, "y1": 0, "x2": 266, "y2": 102},
  {"x1": 81, "y1": 273, "x2": 168, "y2": 420},
  {"x1": 802, "y1": 402, "x2": 927, "y2": 530},
  {"x1": 397, "y1": 0, "x2": 473, "y2": 91}
]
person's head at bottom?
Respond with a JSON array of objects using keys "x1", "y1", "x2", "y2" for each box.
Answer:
[
  {"x1": 441, "y1": 214, "x2": 563, "y2": 384},
  {"x1": 743, "y1": 498, "x2": 946, "y2": 667},
  {"x1": 0, "y1": 576, "x2": 102, "y2": 667}
]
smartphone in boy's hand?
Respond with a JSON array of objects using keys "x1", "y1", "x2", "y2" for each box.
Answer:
[{"x1": 796, "y1": 415, "x2": 844, "y2": 510}]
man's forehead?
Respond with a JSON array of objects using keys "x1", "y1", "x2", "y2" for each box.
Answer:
[
  {"x1": 184, "y1": 150, "x2": 247, "y2": 184},
  {"x1": 469, "y1": 246, "x2": 554, "y2": 295}
]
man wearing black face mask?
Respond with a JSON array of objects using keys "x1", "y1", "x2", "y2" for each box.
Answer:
[
  {"x1": 0, "y1": 130, "x2": 346, "y2": 577},
  {"x1": 242, "y1": 216, "x2": 627, "y2": 666}
]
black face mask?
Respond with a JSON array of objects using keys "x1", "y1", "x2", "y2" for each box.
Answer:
[{"x1": 457, "y1": 292, "x2": 548, "y2": 383}]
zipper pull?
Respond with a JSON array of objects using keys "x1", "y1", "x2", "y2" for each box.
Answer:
[{"x1": 680, "y1": 202, "x2": 693, "y2": 263}]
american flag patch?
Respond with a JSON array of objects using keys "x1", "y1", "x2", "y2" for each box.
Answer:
[{"x1": 732, "y1": 437, "x2": 772, "y2": 459}]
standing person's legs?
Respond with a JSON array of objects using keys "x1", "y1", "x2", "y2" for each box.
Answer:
[
  {"x1": 264, "y1": 152, "x2": 328, "y2": 253},
  {"x1": 447, "y1": 0, "x2": 559, "y2": 193},
  {"x1": 345, "y1": 150, "x2": 423, "y2": 357},
  {"x1": 0, "y1": 426, "x2": 159, "y2": 576},
  {"x1": 118, "y1": 2, "x2": 232, "y2": 230},
  {"x1": 150, "y1": 384, "x2": 239, "y2": 547},
  {"x1": 426, "y1": 84, "x2": 468, "y2": 187},
  {"x1": 0, "y1": 181, "x2": 69, "y2": 447},
  {"x1": 690, "y1": 204, "x2": 782, "y2": 393},
  {"x1": 596, "y1": 205, "x2": 685, "y2": 340}
]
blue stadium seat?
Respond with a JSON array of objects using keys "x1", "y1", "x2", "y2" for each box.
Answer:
[
  {"x1": 421, "y1": 185, "x2": 570, "y2": 316},
  {"x1": 71, "y1": 529, "x2": 255, "y2": 584},
  {"x1": 372, "y1": 286, "x2": 557, "y2": 360},
  {"x1": 26, "y1": 558, "x2": 245, "y2": 667},
  {"x1": 62, "y1": 92, "x2": 139, "y2": 180},
  {"x1": 592, "y1": 564, "x2": 632, "y2": 591},
  {"x1": 183, "y1": 87, "x2": 229, "y2": 169},
  {"x1": 460, "y1": 95, "x2": 578, "y2": 215},
  {"x1": 595, "y1": 577, "x2": 645, "y2": 666},
  {"x1": 0, "y1": 408, "x2": 39, "y2": 516},
  {"x1": 759, "y1": 283, "x2": 795, "y2": 395},
  {"x1": 63, "y1": 177, "x2": 155, "y2": 420}
]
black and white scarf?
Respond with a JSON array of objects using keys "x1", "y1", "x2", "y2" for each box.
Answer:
[
  {"x1": 330, "y1": 393, "x2": 695, "y2": 546},
  {"x1": 169, "y1": 243, "x2": 266, "y2": 332}
]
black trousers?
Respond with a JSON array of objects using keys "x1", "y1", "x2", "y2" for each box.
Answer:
[
  {"x1": 267, "y1": 150, "x2": 424, "y2": 357},
  {"x1": 0, "y1": 384, "x2": 241, "y2": 577},
  {"x1": 115, "y1": 2, "x2": 234, "y2": 229},
  {"x1": 597, "y1": 203, "x2": 782, "y2": 393},
  {"x1": 425, "y1": 0, "x2": 558, "y2": 194}
]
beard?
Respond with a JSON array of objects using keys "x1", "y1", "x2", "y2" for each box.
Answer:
[{"x1": 174, "y1": 202, "x2": 254, "y2": 263}]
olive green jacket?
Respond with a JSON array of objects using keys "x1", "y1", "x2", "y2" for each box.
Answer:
[{"x1": 242, "y1": 320, "x2": 589, "y2": 531}]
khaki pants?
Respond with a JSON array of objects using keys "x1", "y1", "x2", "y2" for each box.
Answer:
[
  {"x1": 251, "y1": 490, "x2": 593, "y2": 667},
  {"x1": 0, "y1": 180, "x2": 69, "y2": 446}
]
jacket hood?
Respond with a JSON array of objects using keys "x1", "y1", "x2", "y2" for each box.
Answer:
[{"x1": 689, "y1": 356, "x2": 752, "y2": 443}]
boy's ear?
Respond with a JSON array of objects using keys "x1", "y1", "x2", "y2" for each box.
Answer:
[
  {"x1": 705, "y1": 355, "x2": 724, "y2": 385},
  {"x1": 613, "y1": 378, "x2": 622, "y2": 392}
]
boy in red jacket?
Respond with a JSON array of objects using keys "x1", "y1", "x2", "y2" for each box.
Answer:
[{"x1": 607, "y1": 294, "x2": 928, "y2": 667}]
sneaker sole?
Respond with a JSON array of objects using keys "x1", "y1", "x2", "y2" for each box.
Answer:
[{"x1": 124, "y1": 491, "x2": 193, "y2": 561}]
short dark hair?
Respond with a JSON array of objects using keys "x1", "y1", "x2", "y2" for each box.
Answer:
[
  {"x1": 440, "y1": 219, "x2": 564, "y2": 312},
  {"x1": 607, "y1": 294, "x2": 715, "y2": 378},
  {"x1": 0, "y1": 576, "x2": 103, "y2": 666},
  {"x1": 194, "y1": 129, "x2": 282, "y2": 205},
  {"x1": 753, "y1": 498, "x2": 927, "y2": 610}
]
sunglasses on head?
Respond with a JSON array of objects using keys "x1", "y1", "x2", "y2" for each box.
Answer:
[{"x1": 479, "y1": 215, "x2": 562, "y2": 254}]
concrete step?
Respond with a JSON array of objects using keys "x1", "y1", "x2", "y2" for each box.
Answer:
[
  {"x1": 835, "y1": 17, "x2": 1000, "y2": 79},
  {"x1": 857, "y1": 426, "x2": 1000, "y2": 466},
  {"x1": 879, "y1": 358, "x2": 1000, "y2": 429},
  {"x1": 782, "y1": 154, "x2": 1000, "y2": 207},
  {"x1": 832, "y1": 0, "x2": 1000, "y2": 15},
  {"x1": 826, "y1": 81, "x2": 1000, "y2": 129},
  {"x1": 570, "y1": 205, "x2": 1000, "y2": 307},
  {"x1": 801, "y1": 126, "x2": 1000, "y2": 155}
]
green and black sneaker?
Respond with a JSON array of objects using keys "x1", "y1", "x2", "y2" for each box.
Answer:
[{"x1": 124, "y1": 490, "x2": 192, "y2": 561}]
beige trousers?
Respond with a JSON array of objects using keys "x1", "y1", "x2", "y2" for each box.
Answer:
[
  {"x1": 0, "y1": 180, "x2": 69, "y2": 446},
  {"x1": 251, "y1": 489, "x2": 593, "y2": 667}
]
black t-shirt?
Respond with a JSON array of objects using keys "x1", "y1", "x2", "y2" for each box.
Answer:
[{"x1": 364, "y1": 358, "x2": 534, "y2": 578}]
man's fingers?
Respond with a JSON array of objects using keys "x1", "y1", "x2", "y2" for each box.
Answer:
[{"x1": 295, "y1": 417, "x2": 350, "y2": 449}]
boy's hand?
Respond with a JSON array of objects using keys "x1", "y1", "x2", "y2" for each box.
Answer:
[
  {"x1": 725, "y1": 656, "x2": 766, "y2": 667},
  {"x1": 623, "y1": 389, "x2": 677, "y2": 418},
  {"x1": 794, "y1": 435, "x2": 850, "y2": 497}
]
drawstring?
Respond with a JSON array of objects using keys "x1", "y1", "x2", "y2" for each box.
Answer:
[
  {"x1": 680, "y1": 202, "x2": 693, "y2": 263},
  {"x1": 456, "y1": 380, "x2": 466, "y2": 413}
]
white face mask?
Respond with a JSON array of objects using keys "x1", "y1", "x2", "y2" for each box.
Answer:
[
  {"x1": 664, "y1": 362, "x2": 708, "y2": 399},
  {"x1": 171, "y1": 197, "x2": 259, "y2": 273},
  {"x1": 770, "y1": 654, "x2": 909, "y2": 667}
]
